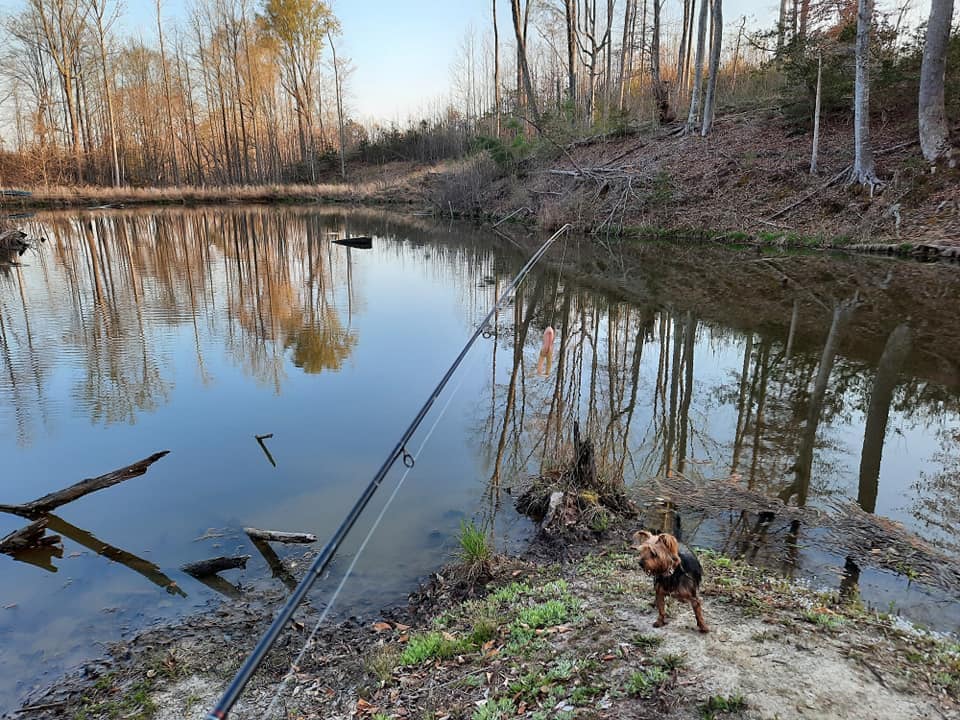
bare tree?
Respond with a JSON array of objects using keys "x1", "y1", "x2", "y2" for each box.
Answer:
[
  {"x1": 28, "y1": 0, "x2": 89, "y2": 181},
  {"x1": 700, "y1": 0, "x2": 722, "y2": 135},
  {"x1": 918, "y1": 0, "x2": 956, "y2": 164},
  {"x1": 564, "y1": 0, "x2": 578, "y2": 108},
  {"x1": 87, "y1": 0, "x2": 120, "y2": 186},
  {"x1": 810, "y1": 51, "x2": 823, "y2": 174},
  {"x1": 493, "y1": 0, "x2": 501, "y2": 134},
  {"x1": 326, "y1": 28, "x2": 346, "y2": 179},
  {"x1": 685, "y1": 0, "x2": 708, "y2": 132},
  {"x1": 850, "y1": 0, "x2": 878, "y2": 187},
  {"x1": 511, "y1": 0, "x2": 540, "y2": 124}
]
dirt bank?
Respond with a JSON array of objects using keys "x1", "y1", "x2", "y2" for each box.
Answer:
[{"x1": 15, "y1": 526, "x2": 958, "y2": 720}]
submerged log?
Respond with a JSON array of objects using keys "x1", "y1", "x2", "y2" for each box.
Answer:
[
  {"x1": 243, "y1": 528, "x2": 317, "y2": 544},
  {"x1": 0, "y1": 519, "x2": 61, "y2": 553},
  {"x1": 332, "y1": 236, "x2": 373, "y2": 249},
  {"x1": 182, "y1": 555, "x2": 250, "y2": 578},
  {"x1": 0, "y1": 451, "x2": 170, "y2": 520}
]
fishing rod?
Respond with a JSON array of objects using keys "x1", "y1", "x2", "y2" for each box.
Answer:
[{"x1": 207, "y1": 223, "x2": 572, "y2": 719}]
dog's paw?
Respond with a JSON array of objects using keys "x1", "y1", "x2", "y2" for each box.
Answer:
[
  {"x1": 698, "y1": 625, "x2": 710, "y2": 634},
  {"x1": 653, "y1": 618, "x2": 667, "y2": 628}
]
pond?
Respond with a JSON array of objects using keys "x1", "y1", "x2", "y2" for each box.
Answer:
[{"x1": 1, "y1": 206, "x2": 959, "y2": 712}]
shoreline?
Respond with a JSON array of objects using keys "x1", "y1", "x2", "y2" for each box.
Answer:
[
  {"x1": 15, "y1": 525, "x2": 958, "y2": 720},
  {"x1": 3, "y1": 187, "x2": 959, "y2": 264}
]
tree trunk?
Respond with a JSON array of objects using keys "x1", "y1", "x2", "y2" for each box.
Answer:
[
  {"x1": 700, "y1": 0, "x2": 722, "y2": 135},
  {"x1": 777, "y1": 0, "x2": 788, "y2": 51},
  {"x1": 685, "y1": 0, "x2": 709, "y2": 132},
  {"x1": 493, "y1": 0, "x2": 502, "y2": 134},
  {"x1": 650, "y1": 0, "x2": 672, "y2": 122},
  {"x1": 676, "y1": 0, "x2": 691, "y2": 99},
  {"x1": 810, "y1": 51, "x2": 822, "y2": 174},
  {"x1": 918, "y1": 0, "x2": 955, "y2": 163},
  {"x1": 798, "y1": 0, "x2": 810, "y2": 41},
  {"x1": 511, "y1": 0, "x2": 540, "y2": 124},
  {"x1": 857, "y1": 324, "x2": 911, "y2": 514},
  {"x1": 565, "y1": 0, "x2": 577, "y2": 109},
  {"x1": 156, "y1": 0, "x2": 180, "y2": 185},
  {"x1": 327, "y1": 30, "x2": 347, "y2": 179},
  {"x1": 850, "y1": 0, "x2": 878, "y2": 187}
]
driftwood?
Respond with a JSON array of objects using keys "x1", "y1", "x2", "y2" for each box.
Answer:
[
  {"x1": 182, "y1": 555, "x2": 250, "y2": 578},
  {"x1": 333, "y1": 236, "x2": 373, "y2": 249},
  {"x1": 0, "y1": 451, "x2": 169, "y2": 519},
  {"x1": 244, "y1": 528, "x2": 317, "y2": 544},
  {"x1": 0, "y1": 519, "x2": 61, "y2": 553}
]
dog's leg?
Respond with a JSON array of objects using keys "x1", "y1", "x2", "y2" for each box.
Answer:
[
  {"x1": 652, "y1": 585, "x2": 668, "y2": 627},
  {"x1": 690, "y1": 595, "x2": 709, "y2": 634}
]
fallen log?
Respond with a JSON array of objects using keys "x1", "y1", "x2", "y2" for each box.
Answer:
[
  {"x1": 0, "y1": 519, "x2": 61, "y2": 553},
  {"x1": 244, "y1": 528, "x2": 317, "y2": 544},
  {"x1": 332, "y1": 236, "x2": 373, "y2": 249},
  {"x1": 182, "y1": 555, "x2": 250, "y2": 578},
  {"x1": 0, "y1": 451, "x2": 170, "y2": 520}
]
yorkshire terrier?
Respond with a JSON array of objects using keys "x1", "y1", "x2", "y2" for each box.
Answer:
[{"x1": 632, "y1": 530, "x2": 709, "y2": 633}]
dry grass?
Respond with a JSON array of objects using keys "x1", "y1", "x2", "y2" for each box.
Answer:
[{"x1": 1, "y1": 164, "x2": 438, "y2": 210}]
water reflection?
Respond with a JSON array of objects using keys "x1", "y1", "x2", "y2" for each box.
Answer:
[{"x1": 2, "y1": 207, "x2": 960, "y2": 711}]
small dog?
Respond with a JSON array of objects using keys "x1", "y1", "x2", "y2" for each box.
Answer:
[{"x1": 632, "y1": 530, "x2": 709, "y2": 633}]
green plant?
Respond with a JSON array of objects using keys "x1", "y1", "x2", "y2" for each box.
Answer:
[
  {"x1": 700, "y1": 694, "x2": 747, "y2": 718},
  {"x1": 656, "y1": 653, "x2": 687, "y2": 671},
  {"x1": 626, "y1": 666, "x2": 669, "y2": 697},
  {"x1": 456, "y1": 520, "x2": 494, "y2": 580},
  {"x1": 365, "y1": 645, "x2": 401, "y2": 684},
  {"x1": 471, "y1": 697, "x2": 515, "y2": 720},
  {"x1": 571, "y1": 685, "x2": 604, "y2": 705},
  {"x1": 631, "y1": 633, "x2": 664, "y2": 650},
  {"x1": 398, "y1": 632, "x2": 470, "y2": 666},
  {"x1": 515, "y1": 599, "x2": 573, "y2": 630},
  {"x1": 802, "y1": 609, "x2": 844, "y2": 630}
]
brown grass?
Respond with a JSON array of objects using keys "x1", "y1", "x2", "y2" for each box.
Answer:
[{"x1": 1, "y1": 164, "x2": 438, "y2": 210}]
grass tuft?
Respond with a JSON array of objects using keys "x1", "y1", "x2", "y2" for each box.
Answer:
[{"x1": 700, "y1": 693, "x2": 747, "y2": 718}]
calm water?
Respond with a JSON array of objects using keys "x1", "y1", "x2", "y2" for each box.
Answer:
[{"x1": 1, "y1": 206, "x2": 959, "y2": 711}]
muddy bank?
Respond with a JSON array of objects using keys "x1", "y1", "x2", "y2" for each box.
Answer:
[{"x1": 15, "y1": 523, "x2": 958, "y2": 720}]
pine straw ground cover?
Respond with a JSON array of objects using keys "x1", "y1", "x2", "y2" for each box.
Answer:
[{"x1": 48, "y1": 534, "x2": 959, "y2": 720}]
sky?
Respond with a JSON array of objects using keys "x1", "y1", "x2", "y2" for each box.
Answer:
[{"x1": 111, "y1": 0, "x2": 783, "y2": 124}]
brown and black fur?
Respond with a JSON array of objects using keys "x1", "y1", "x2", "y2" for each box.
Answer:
[{"x1": 632, "y1": 530, "x2": 709, "y2": 633}]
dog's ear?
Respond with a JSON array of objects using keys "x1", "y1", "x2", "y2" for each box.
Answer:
[
  {"x1": 657, "y1": 534, "x2": 682, "y2": 572},
  {"x1": 656, "y1": 533, "x2": 680, "y2": 557},
  {"x1": 632, "y1": 530, "x2": 653, "y2": 547}
]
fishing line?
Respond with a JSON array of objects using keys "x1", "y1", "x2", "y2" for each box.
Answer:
[
  {"x1": 207, "y1": 224, "x2": 571, "y2": 720},
  {"x1": 263, "y1": 363, "x2": 474, "y2": 719}
]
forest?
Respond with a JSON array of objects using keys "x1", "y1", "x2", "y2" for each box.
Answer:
[{"x1": 0, "y1": 0, "x2": 955, "y2": 191}]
